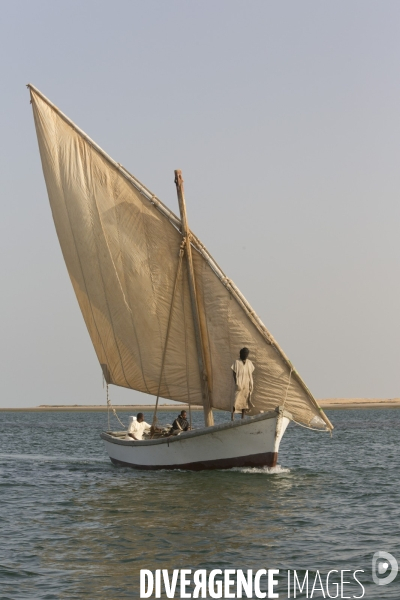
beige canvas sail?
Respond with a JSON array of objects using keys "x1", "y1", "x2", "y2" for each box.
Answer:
[{"x1": 29, "y1": 85, "x2": 332, "y2": 431}]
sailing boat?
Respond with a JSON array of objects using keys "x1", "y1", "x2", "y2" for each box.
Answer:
[{"x1": 29, "y1": 84, "x2": 333, "y2": 471}]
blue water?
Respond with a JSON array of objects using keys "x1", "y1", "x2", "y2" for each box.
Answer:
[{"x1": 0, "y1": 409, "x2": 399, "y2": 599}]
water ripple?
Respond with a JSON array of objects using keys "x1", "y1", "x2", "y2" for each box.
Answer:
[{"x1": 0, "y1": 409, "x2": 399, "y2": 598}]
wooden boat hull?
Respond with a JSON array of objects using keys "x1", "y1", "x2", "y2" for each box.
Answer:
[{"x1": 100, "y1": 408, "x2": 291, "y2": 471}]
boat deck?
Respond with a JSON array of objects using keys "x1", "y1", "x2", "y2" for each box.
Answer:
[{"x1": 101, "y1": 408, "x2": 289, "y2": 447}]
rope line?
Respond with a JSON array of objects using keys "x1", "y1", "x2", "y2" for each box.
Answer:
[
  {"x1": 291, "y1": 418, "x2": 331, "y2": 433},
  {"x1": 280, "y1": 367, "x2": 331, "y2": 434},
  {"x1": 152, "y1": 240, "x2": 186, "y2": 426},
  {"x1": 104, "y1": 380, "x2": 126, "y2": 430}
]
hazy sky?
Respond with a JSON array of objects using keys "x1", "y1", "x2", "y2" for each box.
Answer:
[{"x1": 1, "y1": 1, "x2": 400, "y2": 408}]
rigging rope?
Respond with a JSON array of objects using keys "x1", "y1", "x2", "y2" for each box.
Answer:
[
  {"x1": 280, "y1": 367, "x2": 331, "y2": 433},
  {"x1": 103, "y1": 374, "x2": 126, "y2": 430},
  {"x1": 291, "y1": 418, "x2": 332, "y2": 434},
  {"x1": 181, "y1": 258, "x2": 192, "y2": 429},
  {"x1": 152, "y1": 240, "x2": 186, "y2": 427}
]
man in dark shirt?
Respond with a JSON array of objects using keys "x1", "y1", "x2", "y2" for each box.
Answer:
[{"x1": 171, "y1": 410, "x2": 190, "y2": 432}]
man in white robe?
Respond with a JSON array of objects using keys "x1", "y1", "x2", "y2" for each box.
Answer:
[
  {"x1": 231, "y1": 347, "x2": 255, "y2": 420},
  {"x1": 125, "y1": 413, "x2": 151, "y2": 440}
]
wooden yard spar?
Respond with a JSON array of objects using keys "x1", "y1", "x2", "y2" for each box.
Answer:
[{"x1": 175, "y1": 171, "x2": 214, "y2": 427}]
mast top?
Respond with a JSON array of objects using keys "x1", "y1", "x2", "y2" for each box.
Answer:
[{"x1": 174, "y1": 169, "x2": 214, "y2": 428}]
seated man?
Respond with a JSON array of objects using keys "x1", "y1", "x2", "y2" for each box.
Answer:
[
  {"x1": 126, "y1": 413, "x2": 151, "y2": 441},
  {"x1": 171, "y1": 410, "x2": 190, "y2": 433}
]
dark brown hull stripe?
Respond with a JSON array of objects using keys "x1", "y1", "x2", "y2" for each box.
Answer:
[{"x1": 109, "y1": 451, "x2": 278, "y2": 471}]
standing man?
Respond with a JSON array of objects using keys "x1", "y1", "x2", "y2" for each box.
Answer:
[{"x1": 231, "y1": 347, "x2": 255, "y2": 420}]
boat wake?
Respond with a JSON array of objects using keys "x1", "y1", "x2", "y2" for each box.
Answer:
[
  {"x1": 230, "y1": 464, "x2": 290, "y2": 475},
  {"x1": 0, "y1": 453, "x2": 108, "y2": 464}
]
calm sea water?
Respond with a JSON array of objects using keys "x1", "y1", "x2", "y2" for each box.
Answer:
[{"x1": 0, "y1": 408, "x2": 399, "y2": 599}]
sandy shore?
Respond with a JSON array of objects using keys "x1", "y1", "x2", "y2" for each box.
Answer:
[{"x1": 1, "y1": 399, "x2": 400, "y2": 411}]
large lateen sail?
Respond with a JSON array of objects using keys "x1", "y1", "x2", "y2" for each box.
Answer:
[{"x1": 29, "y1": 85, "x2": 333, "y2": 431}]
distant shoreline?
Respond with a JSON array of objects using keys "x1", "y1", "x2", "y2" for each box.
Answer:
[
  {"x1": 0, "y1": 404, "x2": 203, "y2": 412},
  {"x1": 318, "y1": 398, "x2": 400, "y2": 410},
  {"x1": 1, "y1": 399, "x2": 400, "y2": 411}
]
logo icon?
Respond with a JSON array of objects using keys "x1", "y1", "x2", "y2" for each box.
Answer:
[{"x1": 372, "y1": 551, "x2": 398, "y2": 586}]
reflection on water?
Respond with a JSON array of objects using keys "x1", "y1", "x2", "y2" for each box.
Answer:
[{"x1": 0, "y1": 409, "x2": 399, "y2": 598}]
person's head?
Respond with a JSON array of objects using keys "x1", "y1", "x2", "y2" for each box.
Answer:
[
  {"x1": 180, "y1": 410, "x2": 187, "y2": 419},
  {"x1": 240, "y1": 347, "x2": 249, "y2": 360},
  {"x1": 137, "y1": 412, "x2": 144, "y2": 423}
]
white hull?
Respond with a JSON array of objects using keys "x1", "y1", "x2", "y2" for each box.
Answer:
[{"x1": 101, "y1": 408, "x2": 291, "y2": 471}]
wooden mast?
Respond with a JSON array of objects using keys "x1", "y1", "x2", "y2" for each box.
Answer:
[{"x1": 174, "y1": 170, "x2": 214, "y2": 427}]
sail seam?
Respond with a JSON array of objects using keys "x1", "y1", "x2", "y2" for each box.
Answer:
[
  {"x1": 111, "y1": 173, "x2": 151, "y2": 393},
  {"x1": 78, "y1": 138, "x2": 132, "y2": 390},
  {"x1": 199, "y1": 259, "x2": 215, "y2": 397},
  {"x1": 141, "y1": 206, "x2": 173, "y2": 400},
  {"x1": 32, "y1": 97, "x2": 117, "y2": 383}
]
